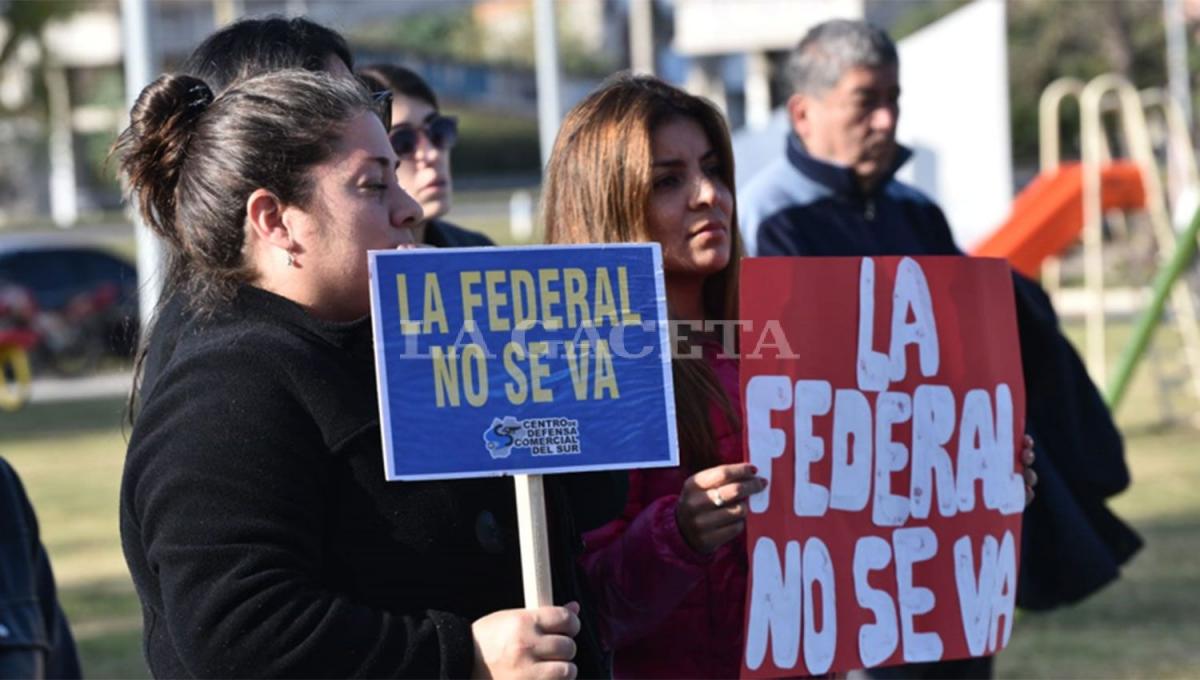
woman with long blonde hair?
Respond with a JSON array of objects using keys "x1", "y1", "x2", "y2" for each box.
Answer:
[
  {"x1": 546, "y1": 73, "x2": 1038, "y2": 680},
  {"x1": 544, "y1": 73, "x2": 767, "y2": 678}
]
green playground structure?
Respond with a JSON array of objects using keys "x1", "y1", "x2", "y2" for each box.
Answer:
[{"x1": 1108, "y1": 204, "x2": 1200, "y2": 409}]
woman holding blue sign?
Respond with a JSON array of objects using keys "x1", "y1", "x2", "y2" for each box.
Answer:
[{"x1": 115, "y1": 70, "x2": 601, "y2": 678}]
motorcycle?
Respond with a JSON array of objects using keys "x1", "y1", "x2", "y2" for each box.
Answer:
[
  {"x1": 0, "y1": 281, "x2": 125, "y2": 411},
  {"x1": 0, "y1": 284, "x2": 36, "y2": 411}
]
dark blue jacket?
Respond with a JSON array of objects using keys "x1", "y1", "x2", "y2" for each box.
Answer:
[
  {"x1": 0, "y1": 458, "x2": 81, "y2": 679},
  {"x1": 739, "y1": 135, "x2": 1142, "y2": 610}
]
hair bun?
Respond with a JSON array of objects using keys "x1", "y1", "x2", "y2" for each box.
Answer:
[
  {"x1": 114, "y1": 74, "x2": 216, "y2": 246},
  {"x1": 127, "y1": 74, "x2": 213, "y2": 143}
]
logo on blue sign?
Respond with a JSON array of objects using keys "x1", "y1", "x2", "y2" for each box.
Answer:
[
  {"x1": 484, "y1": 416, "x2": 523, "y2": 459},
  {"x1": 482, "y1": 416, "x2": 582, "y2": 459}
]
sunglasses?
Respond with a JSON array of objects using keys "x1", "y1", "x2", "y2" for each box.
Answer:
[
  {"x1": 370, "y1": 90, "x2": 393, "y2": 130},
  {"x1": 389, "y1": 115, "x2": 459, "y2": 159}
]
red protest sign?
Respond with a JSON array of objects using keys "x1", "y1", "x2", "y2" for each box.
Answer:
[{"x1": 739, "y1": 256, "x2": 1026, "y2": 677}]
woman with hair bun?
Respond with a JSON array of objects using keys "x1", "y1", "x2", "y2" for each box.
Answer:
[
  {"x1": 135, "y1": 15, "x2": 357, "y2": 412},
  {"x1": 116, "y1": 70, "x2": 602, "y2": 678}
]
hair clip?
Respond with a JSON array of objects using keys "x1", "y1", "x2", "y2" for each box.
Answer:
[{"x1": 186, "y1": 83, "x2": 214, "y2": 110}]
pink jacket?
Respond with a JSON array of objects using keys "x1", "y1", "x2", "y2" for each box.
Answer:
[{"x1": 581, "y1": 348, "x2": 746, "y2": 679}]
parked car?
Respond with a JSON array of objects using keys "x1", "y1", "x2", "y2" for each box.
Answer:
[{"x1": 0, "y1": 232, "x2": 139, "y2": 375}]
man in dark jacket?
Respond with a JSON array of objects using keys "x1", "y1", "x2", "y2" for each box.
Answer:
[
  {"x1": 0, "y1": 457, "x2": 81, "y2": 679},
  {"x1": 740, "y1": 18, "x2": 1142, "y2": 679}
]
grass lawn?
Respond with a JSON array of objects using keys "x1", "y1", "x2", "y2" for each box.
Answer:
[
  {"x1": 1, "y1": 321, "x2": 1198, "y2": 678},
  {"x1": 997, "y1": 426, "x2": 1200, "y2": 678},
  {"x1": 996, "y1": 318, "x2": 1200, "y2": 678}
]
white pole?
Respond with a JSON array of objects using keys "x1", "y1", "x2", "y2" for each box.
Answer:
[
  {"x1": 533, "y1": 0, "x2": 563, "y2": 170},
  {"x1": 121, "y1": 0, "x2": 163, "y2": 329},
  {"x1": 509, "y1": 190, "x2": 534, "y2": 243},
  {"x1": 514, "y1": 474, "x2": 553, "y2": 608},
  {"x1": 1164, "y1": 0, "x2": 1193, "y2": 224},
  {"x1": 45, "y1": 60, "x2": 78, "y2": 228},
  {"x1": 628, "y1": 0, "x2": 654, "y2": 76},
  {"x1": 744, "y1": 51, "x2": 771, "y2": 130},
  {"x1": 1165, "y1": 0, "x2": 1193, "y2": 130},
  {"x1": 519, "y1": 0, "x2": 558, "y2": 593}
]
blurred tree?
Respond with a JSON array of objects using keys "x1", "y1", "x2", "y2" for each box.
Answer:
[
  {"x1": 76, "y1": 67, "x2": 124, "y2": 199},
  {"x1": 0, "y1": 0, "x2": 86, "y2": 112},
  {"x1": 1, "y1": 0, "x2": 92, "y2": 224},
  {"x1": 352, "y1": 3, "x2": 613, "y2": 76},
  {"x1": 891, "y1": 0, "x2": 1172, "y2": 170},
  {"x1": 888, "y1": 0, "x2": 969, "y2": 40},
  {"x1": 348, "y1": 1, "x2": 612, "y2": 179},
  {"x1": 354, "y1": 7, "x2": 485, "y2": 63},
  {"x1": 1008, "y1": 0, "x2": 1167, "y2": 167}
]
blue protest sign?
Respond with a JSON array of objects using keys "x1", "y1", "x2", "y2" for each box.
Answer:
[{"x1": 368, "y1": 244, "x2": 679, "y2": 480}]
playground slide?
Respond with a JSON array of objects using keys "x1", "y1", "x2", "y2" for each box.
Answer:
[{"x1": 971, "y1": 161, "x2": 1146, "y2": 277}]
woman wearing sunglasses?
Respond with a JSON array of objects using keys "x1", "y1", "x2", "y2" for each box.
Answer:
[{"x1": 358, "y1": 64, "x2": 493, "y2": 248}]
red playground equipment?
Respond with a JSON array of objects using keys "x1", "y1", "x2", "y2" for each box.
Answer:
[{"x1": 973, "y1": 161, "x2": 1146, "y2": 279}]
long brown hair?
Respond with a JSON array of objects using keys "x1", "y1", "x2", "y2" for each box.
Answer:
[{"x1": 543, "y1": 73, "x2": 742, "y2": 471}]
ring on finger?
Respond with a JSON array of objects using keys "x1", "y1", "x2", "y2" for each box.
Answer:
[{"x1": 710, "y1": 489, "x2": 725, "y2": 508}]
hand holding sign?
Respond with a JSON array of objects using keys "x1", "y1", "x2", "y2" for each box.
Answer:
[
  {"x1": 676, "y1": 463, "x2": 769, "y2": 554},
  {"x1": 472, "y1": 602, "x2": 582, "y2": 679}
]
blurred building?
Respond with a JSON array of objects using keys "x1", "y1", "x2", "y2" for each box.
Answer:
[
  {"x1": 0, "y1": 0, "x2": 625, "y2": 227},
  {"x1": 2, "y1": 0, "x2": 1012, "y2": 243},
  {"x1": 473, "y1": 0, "x2": 622, "y2": 66},
  {"x1": 672, "y1": 0, "x2": 865, "y2": 130}
]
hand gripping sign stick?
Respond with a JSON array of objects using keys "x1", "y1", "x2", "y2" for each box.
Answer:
[{"x1": 514, "y1": 474, "x2": 554, "y2": 606}]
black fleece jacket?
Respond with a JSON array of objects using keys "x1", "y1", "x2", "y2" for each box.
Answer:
[{"x1": 121, "y1": 286, "x2": 613, "y2": 678}]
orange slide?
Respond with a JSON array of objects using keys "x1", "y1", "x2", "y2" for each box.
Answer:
[{"x1": 971, "y1": 161, "x2": 1146, "y2": 278}]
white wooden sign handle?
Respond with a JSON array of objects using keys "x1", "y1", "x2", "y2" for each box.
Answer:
[{"x1": 514, "y1": 473, "x2": 553, "y2": 608}]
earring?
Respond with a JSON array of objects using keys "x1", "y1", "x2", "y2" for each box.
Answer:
[{"x1": 280, "y1": 247, "x2": 295, "y2": 268}]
